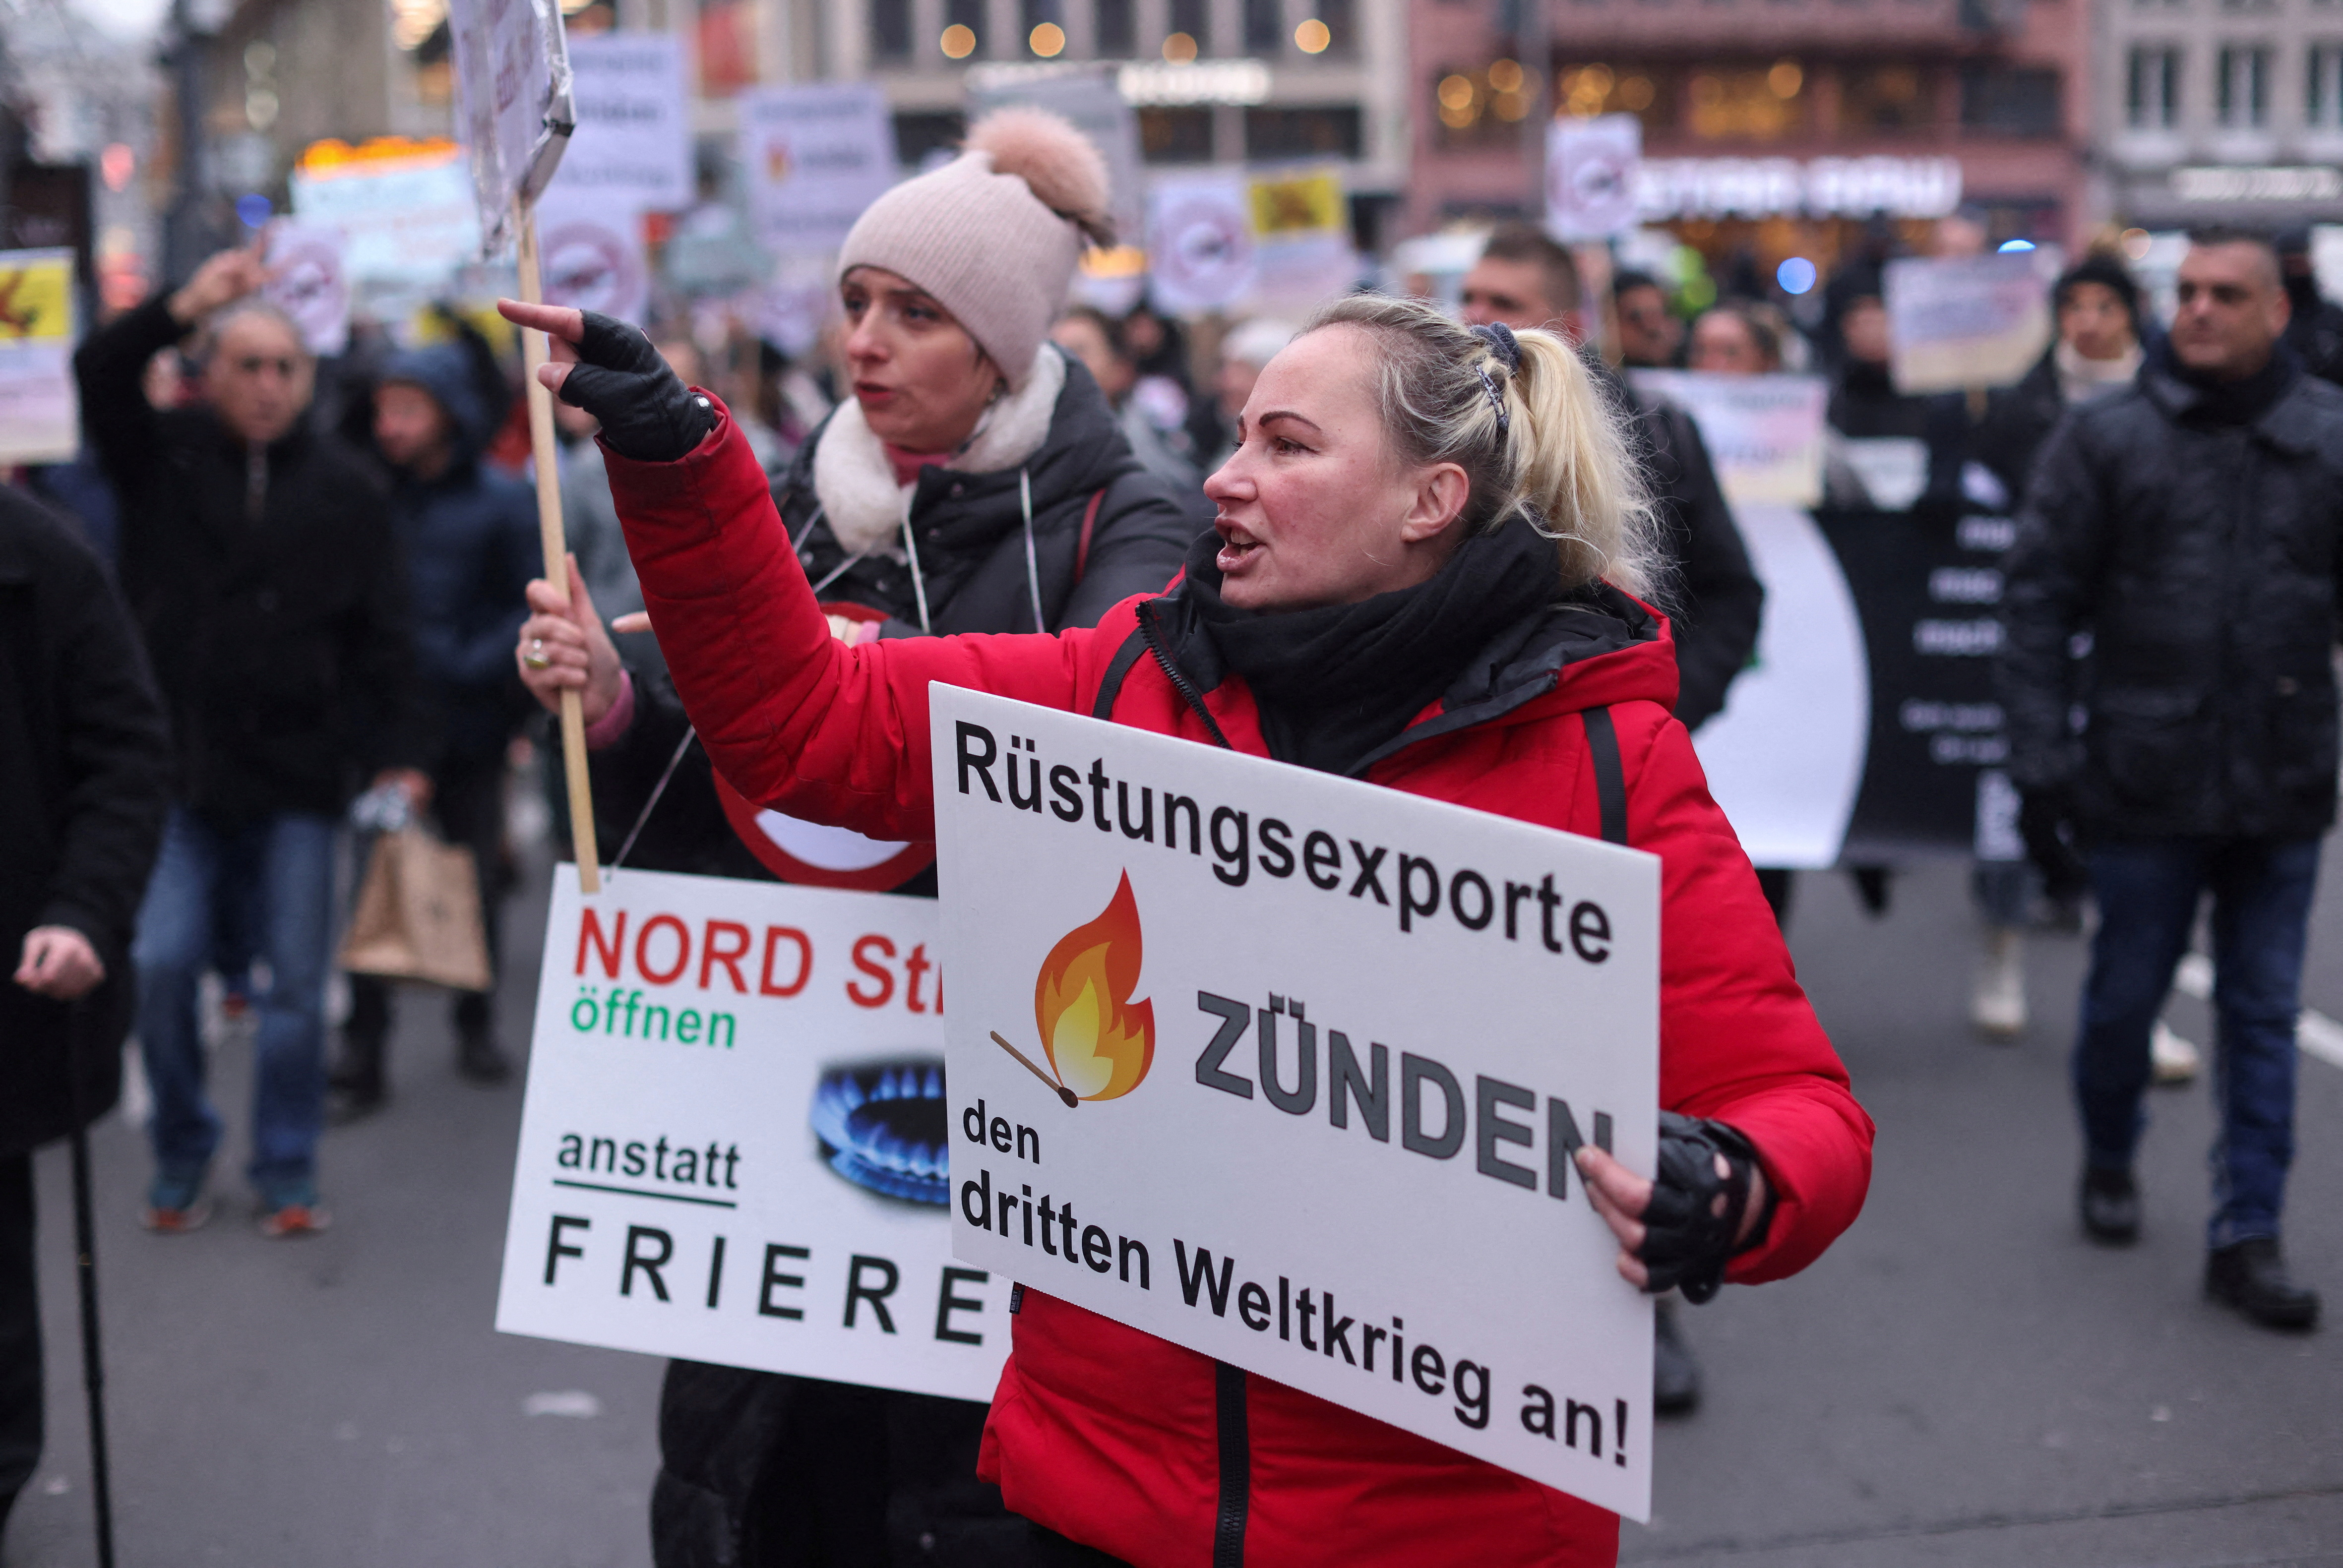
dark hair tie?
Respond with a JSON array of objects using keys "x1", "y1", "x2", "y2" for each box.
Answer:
[
  {"x1": 1471, "y1": 321, "x2": 1522, "y2": 372},
  {"x1": 1469, "y1": 323, "x2": 1517, "y2": 436}
]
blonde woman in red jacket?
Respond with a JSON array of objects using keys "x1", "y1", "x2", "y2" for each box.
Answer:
[{"x1": 502, "y1": 291, "x2": 1873, "y2": 1568}]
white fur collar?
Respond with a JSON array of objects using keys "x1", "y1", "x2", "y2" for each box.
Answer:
[{"x1": 812, "y1": 347, "x2": 1067, "y2": 557}]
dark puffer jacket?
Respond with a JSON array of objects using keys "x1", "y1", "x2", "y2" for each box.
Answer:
[
  {"x1": 74, "y1": 297, "x2": 424, "y2": 818},
  {"x1": 0, "y1": 488, "x2": 172, "y2": 1154},
  {"x1": 374, "y1": 345, "x2": 541, "y2": 769},
  {"x1": 640, "y1": 349, "x2": 1195, "y2": 1568},
  {"x1": 1999, "y1": 356, "x2": 2343, "y2": 840}
]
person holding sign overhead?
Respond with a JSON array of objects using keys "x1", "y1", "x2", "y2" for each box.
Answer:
[
  {"x1": 500, "y1": 285, "x2": 1873, "y2": 1565},
  {"x1": 515, "y1": 109, "x2": 1195, "y2": 1567}
]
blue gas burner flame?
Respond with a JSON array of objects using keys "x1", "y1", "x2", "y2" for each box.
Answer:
[{"x1": 811, "y1": 1058, "x2": 949, "y2": 1205}]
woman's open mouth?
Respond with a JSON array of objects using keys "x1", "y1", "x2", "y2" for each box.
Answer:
[{"x1": 1215, "y1": 523, "x2": 1262, "y2": 572}]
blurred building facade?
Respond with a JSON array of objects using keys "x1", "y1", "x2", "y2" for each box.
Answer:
[
  {"x1": 1407, "y1": 0, "x2": 2088, "y2": 273},
  {"x1": 2095, "y1": 0, "x2": 2343, "y2": 229}
]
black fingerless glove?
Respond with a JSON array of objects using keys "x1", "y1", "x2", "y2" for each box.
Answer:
[
  {"x1": 2018, "y1": 784, "x2": 2090, "y2": 904},
  {"x1": 559, "y1": 310, "x2": 715, "y2": 463},
  {"x1": 1636, "y1": 1112, "x2": 1773, "y2": 1304}
]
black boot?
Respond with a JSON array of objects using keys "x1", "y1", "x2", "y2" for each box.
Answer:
[
  {"x1": 2079, "y1": 1166, "x2": 2139, "y2": 1244},
  {"x1": 327, "y1": 1028, "x2": 387, "y2": 1123},
  {"x1": 2207, "y1": 1238, "x2": 2320, "y2": 1330},
  {"x1": 456, "y1": 1023, "x2": 512, "y2": 1085},
  {"x1": 1653, "y1": 1296, "x2": 1702, "y2": 1416}
]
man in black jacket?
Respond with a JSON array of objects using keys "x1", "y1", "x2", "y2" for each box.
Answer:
[
  {"x1": 1461, "y1": 224, "x2": 1763, "y2": 732},
  {"x1": 0, "y1": 485, "x2": 172, "y2": 1541},
  {"x1": 73, "y1": 247, "x2": 427, "y2": 1236},
  {"x1": 2001, "y1": 229, "x2": 2340, "y2": 1330}
]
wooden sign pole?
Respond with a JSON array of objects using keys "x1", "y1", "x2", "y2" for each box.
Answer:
[{"x1": 515, "y1": 195, "x2": 603, "y2": 894}]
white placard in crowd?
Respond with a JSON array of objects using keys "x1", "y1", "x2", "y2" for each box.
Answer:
[
  {"x1": 0, "y1": 248, "x2": 79, "y2": 465},
  {"x1": 1244, "y1": 165, "x2": 1357, "y2": 313},
  {"x1": 1690, "y1": 506, "x2": 1871, "y2": 868},
  {"x1": 1548, "y1": 115, "x2": 1643, "y2": 241},
  {"x1": 552, "y1": 32, "x2": 691, "y2": 213},
  {"x1": 290, "y1": 151, "x2": 481, "y2": 289},
  {"x1": 1146, "y1": 175, "x2": 1255, "y2": 316},
  {"x1": 1884, "y1": 250, "x2": 2060, "y2": 395},
  {"x1": 532, "y1": 192, "x2": 650, "y2": 325},
  {"x1": 1631, "y1": 371, "x2": 1828, "y2": 509},
  {"x1": 739, "y1": 83, "x2": 896, "y2": 260},
  {"x1": 262, "y1": 224, "x2": 351, "y2": 356},
  {"x1": 930, "y1": 688, "x2": 1661, "y2": 1520},
  {"x1": 447, "y1": 0, "x2": 577, "y2": 254},
  {"x1": 496, "y1": 869, "x2": 1012, "y2": 1402}
]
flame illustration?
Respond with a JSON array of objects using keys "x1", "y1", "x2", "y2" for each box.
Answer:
[{"x1": 1034, "y1": 872, "x2": 1156, "y2": 1101}]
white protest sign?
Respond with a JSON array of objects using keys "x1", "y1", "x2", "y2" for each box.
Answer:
[
  {"x1": 263, "y1": 224, "x2": 350, "y2": 356},
  {"x1": 1630, "y1": 371, "x2": 1828, "y2": 510},
  {"x1": 1146, "y1": 174, "x2": 1255, "y2": 316},
  {"x1": 496, "y1": 869, "x2": 1012, "y2": 1401},
  {"x1": 1690, "y1": 505, "x2": 1870, "y2": 868},
  {"x1": 0, "y1": 248, "x2": 79, "y2": 464},
  {"x1": 291, "y1": 149, "x2": 481, "y2": 290},
  {"x1": 533, "y1": 193, "x2": 650, "y2": 325},
  {"x1": 930, "y1": 688, "x2": 1661, "y2": 1519},
  {"x1": 1548, "y1": 115, "x2": 1643, "y2": 242},
  {"x1": 448, "y1": 0, "x2": 577, "y2": 254},
  {"x1": 1884, "y1": 249, "x2": 2059, "y2": 394},
  {"x1": 1245, "y1": 165, "x2": 1356, "y2": 313},
  {"x1": 739, "y1": 83, "x2": 896, "y2": 259},
  {"x1": 552, "y1": 33, "x2": 691, "y2": 213}
]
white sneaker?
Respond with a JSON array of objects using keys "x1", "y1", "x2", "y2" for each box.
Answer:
[
  {"x1": 2151, "y1": 1021, "x2": 2201, "y2": 1085},
  {"x1": 1971, "y1": 926, "x2": 2027, "y2": 1039}
]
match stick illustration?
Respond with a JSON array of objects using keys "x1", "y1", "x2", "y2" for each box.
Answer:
[{"x1": 992, "y1": 1030, "x2": 1080, "y2": 1108}]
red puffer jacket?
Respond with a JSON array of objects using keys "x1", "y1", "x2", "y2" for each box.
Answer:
[{"x1": 607, "y1": 405, "x2": 1873, "y2": 1568}]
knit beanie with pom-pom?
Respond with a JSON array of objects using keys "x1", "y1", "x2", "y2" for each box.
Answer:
[{"x1": 837, "y1": 108, "x2": 1114, "y2": 388}]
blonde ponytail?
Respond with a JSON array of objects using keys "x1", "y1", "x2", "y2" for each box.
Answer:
[{"x1": 1300, "y1": 295, "x2": 1659, "y2": 600}]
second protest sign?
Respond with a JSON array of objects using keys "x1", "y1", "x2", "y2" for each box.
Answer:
[{"x1": 930, "y1": 687, "x2": 1661, "y2": 1520}]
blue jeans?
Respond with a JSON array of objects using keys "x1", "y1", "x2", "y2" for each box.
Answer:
[
  {"x1": 132, "y1": 808, "x2": 339, "y2": 1200},
  {"x1": 2076, "y1": 837, "x2": 2320, "y2": 1250}
]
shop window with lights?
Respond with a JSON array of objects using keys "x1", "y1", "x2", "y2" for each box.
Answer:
[
  {"x1": 1552, "y1": 62, "x2": 1674, "y2": 132},
  {"x1": 1300, "y1": 0, "x2": 1350, "y2": 56},
  {"x1": 2310, "y1": 44, "x2": 2343, "y2": 127},
  {"x1": 2127, "y1": 44, "x2": 2182, "y2": 128},
  {"x1": 1167, "y1": 0, "x2": 1210, "y2": 58},
  {"x1": 698, "y1": 0, "x2": 756, "y2": 92},
  {"x1": 1024, "y1": 0, "x2": 1066, "y2": 56},
  {"x1": 1685, "y1": 60, "x2": 1809, "y2": 140},
  {"x1": 1434, "y1": 59, "x2": 1553, "y2": 144},
  {"x1": 1841, "y1": 63, "x2": 1931, "y2": 131},
  {"x1": 1097, "y1": 0, "x2": 1135, "y2": 56},
  {"x1": 1960, "y1": 64, "x2": 2062, "y2": 135},
  {"x1": 1246, "y1": 0, "x2": 1283, "y2": 53},
  {"x1": 2217, "y1": 44, "x2": 2272, "y2": 126},
  {"x1": 941, "y1": 0, "x2": 986, "y2": 60},
  {"x1": 1245, "y1": 106, "x2": 1362, "y2": 158},
  {"x1": 1139, "y1": 107, "x2": 1215, "y2": 160},
  {"x1": 873, "y1": 0, "x2": 912, "y2": 61}
]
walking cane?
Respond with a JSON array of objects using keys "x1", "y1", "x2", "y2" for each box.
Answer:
[{"x1": 62, "y1": 999, "x2": 117, "y2": 1568}]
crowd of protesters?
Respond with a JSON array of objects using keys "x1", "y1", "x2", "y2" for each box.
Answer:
[{"x1": 4, "y1": 98, "x2": 2342, "y2": 1557}]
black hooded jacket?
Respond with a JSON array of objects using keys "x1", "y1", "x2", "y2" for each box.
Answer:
[
  {"x1": 74, "y1": 296, "x2": 425, "y2": 818},
  {"x1": 1999, "y1": 344, "x2": 2343, "y2": 840}
]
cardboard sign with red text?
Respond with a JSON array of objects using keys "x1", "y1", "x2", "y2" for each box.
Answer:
[
  {"x1": 930, "y1": 687, "x2": 1662, "y2": 1519},
  {"x1": 495, "y1": 868, "x2": 1011, "y2": 1401}
]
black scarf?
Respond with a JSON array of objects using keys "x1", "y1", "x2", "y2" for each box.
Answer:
[
  {"x1": 2153, "y1": 335, "x2": 2301, "y2": 426},
  {"x1": 1180, "y1": 514, "x2": 1562, "y2": 775}
]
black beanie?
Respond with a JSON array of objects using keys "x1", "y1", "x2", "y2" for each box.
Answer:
[{"x1": 2053, "y1": 254, "x2": 2143, "y2": 333}]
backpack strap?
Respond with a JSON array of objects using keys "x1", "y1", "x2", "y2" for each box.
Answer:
[
  {"x1": 1582, "y1": 706, "x2": 1627, "y2": 846},
  {"x1": 1092, "y1": 624, "x2": 1149, "y2": 720},
  {"x1": 1074, "y1": 487, "x2": 1106, "y2": 584}
]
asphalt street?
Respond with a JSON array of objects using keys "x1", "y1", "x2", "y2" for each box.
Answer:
[{"x1": 6, "y1": 835, "x2": 2341, "y2": 1567}]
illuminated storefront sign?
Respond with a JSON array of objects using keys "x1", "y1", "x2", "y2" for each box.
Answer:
[
  {"x1": 2169, "y1": 166, "x2": 2343, "y2": 203},
  {"x1": 1635, "y1": 156, "x2": 1966, "y2": 220}
]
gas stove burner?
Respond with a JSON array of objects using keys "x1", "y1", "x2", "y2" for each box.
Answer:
[{"x1": 812, "y1": 1058, "x2": 949, "y2": 1205}]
